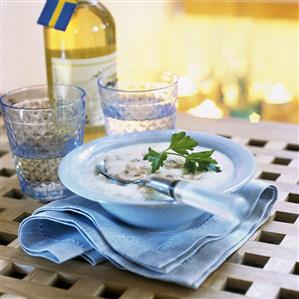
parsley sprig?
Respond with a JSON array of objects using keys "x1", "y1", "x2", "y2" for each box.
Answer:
[{"x1": 143, "y1": 132, "x2": 221, "y2": 174}]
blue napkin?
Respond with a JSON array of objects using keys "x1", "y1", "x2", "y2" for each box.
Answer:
[{"x1": 19, "y1": 181, "x2": 277, "y2": 288}]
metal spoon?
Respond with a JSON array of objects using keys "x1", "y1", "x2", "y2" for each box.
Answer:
[{"x1": 96, "y1": 160, "x2": 250, "y2": 222}]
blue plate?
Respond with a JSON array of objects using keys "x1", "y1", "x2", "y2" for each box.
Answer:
[{"x1": 59, "y1": 130, "x2": 256, "y2": 230}]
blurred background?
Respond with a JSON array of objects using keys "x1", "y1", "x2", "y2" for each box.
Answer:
[{"x1": 1, "y1": 0, "x2": 298, "y2": 123}]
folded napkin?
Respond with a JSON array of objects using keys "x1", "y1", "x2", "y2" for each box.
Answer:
[{"x1": 19, "y1": 181, "x2": 277, "y2": 289}]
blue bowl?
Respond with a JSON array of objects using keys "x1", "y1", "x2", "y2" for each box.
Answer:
[{"x1": 59, "y1": 130, "x2": 256, "y2": 230}]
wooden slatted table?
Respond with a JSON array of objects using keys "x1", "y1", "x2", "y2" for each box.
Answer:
[{"x1": 0, "y1": 114, "x2": 299, "y2": 299}]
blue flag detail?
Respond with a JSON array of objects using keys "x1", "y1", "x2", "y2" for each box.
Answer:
[{"x1": 37, "y1": 0, "x2": 77, "y2": 31}]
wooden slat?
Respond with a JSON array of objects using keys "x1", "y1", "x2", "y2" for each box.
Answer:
[
  {"x1": 69, "y1": 279, "x2": 105, "y2": 297},
  {"x1": 0, "y1": 276, "x2": 97, "y2": 299},
  {"x1": 24, "y1": 269, "x2": 58, "y2": 285}
]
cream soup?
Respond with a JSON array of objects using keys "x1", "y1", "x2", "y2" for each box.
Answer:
[{"x1": 95, "y1": 142, "x2": 235, "y2": 201}]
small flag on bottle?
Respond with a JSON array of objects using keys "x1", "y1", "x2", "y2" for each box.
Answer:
[{"x1": 37, "y1": 0, "x2": 78, "y2": 31}]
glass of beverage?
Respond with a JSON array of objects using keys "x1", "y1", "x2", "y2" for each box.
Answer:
[
  {"x1": 0, "y1": 85, "x2": 86, "y2": 201},
  {"x1": 97, "y1": 70, "x2": 178, "y2": 135}
]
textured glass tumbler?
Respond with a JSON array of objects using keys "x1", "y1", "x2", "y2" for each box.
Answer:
[
  {"x1": 98, "y1": 70, "x2": 178, "y2": 134},
  {"x1": 0, "y1": 85, "x2": 86, "y2": 201}
]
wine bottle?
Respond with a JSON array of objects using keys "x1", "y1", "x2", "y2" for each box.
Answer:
[{"x1": 44, "y1": 0, "x2": 116, "y2": 140}]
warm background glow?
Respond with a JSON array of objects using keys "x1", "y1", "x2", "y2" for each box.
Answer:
[{"x1": 112, "y1": 1, "x2": 299, "y2": 124}]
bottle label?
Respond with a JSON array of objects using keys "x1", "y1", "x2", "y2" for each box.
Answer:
[{"x1": 51, "y1": 52, "x2": 116, "y2": 126}]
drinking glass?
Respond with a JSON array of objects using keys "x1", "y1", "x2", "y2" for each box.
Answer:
[
  {"x1": 97, "y1": 70, "x2": 178, "y2": 134},
  {"x1": 0, "y1": 85, "x2": 86, "y2": 201}
]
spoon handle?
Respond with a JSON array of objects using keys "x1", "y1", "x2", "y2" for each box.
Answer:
[{"x1": 146, "y1": 177, "x2": 249, "y2": 222}]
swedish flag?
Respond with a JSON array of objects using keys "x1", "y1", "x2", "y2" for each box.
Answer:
[{"x1": 38, "y1": 0, "x2": 78, "y2": 31}]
